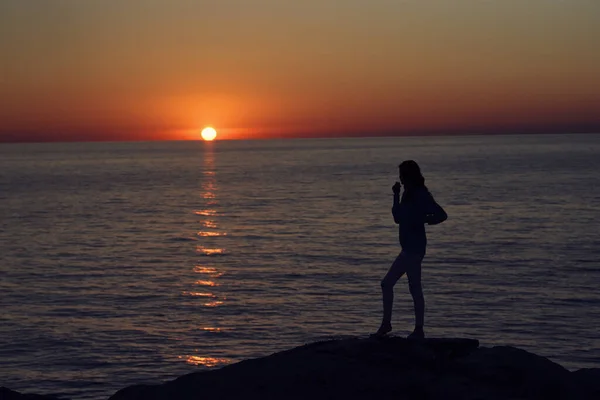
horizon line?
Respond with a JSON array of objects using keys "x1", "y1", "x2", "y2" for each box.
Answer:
[{"x1": 0, "y1": 129, "x2": 599, "y2": 145}]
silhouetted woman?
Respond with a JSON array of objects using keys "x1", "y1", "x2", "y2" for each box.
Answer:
[{"x1": 375, "y1": 160, "x2": 447, "y2": 339}]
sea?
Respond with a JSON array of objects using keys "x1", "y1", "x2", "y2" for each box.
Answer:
[{"x1": 1, "y1": 134, "x2": 599, "y2": 399}]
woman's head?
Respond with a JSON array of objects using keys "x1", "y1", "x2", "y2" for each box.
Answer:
[{"x1": 399, "y1": 160, "x2": 425, "y2": 188}]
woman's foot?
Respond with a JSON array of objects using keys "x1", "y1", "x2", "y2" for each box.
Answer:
[
  {"x1": 407, "y1": 326, "x2": 425, "y2": 340},
  {"x1": 372, "y1": 321, "x2": 392, "y2": 337}
]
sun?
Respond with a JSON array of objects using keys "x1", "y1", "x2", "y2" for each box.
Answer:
[{"x1": 201, "y1": 127, "x2": 217, "y2": 141}]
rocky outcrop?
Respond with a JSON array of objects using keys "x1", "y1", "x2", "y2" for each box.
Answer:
[
  {"x1": 4, "y1": 337, "x2": 600, "y2": 400},
  {"x1": 107, "y1": 337, "x2": 600, "y2": 400}
]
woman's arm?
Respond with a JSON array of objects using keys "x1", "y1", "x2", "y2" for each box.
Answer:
[{"x1": 391, "y1": 192, "x2": 401, "y2": 224}]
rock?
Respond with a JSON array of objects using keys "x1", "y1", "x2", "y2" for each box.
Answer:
[
  {"x1": 572, "y1": 369, "x2": 600, "y2": 399},
  {"x1": 0, "y1": 387, "x2": 66, "y2": 400},
  {"x1": 108, "y1": 336, "x2": 599, "y2": 400},
  {"x1": 4, "y1": 338, "x2": 599, "y2": 400},
  {"x1": 454, "y1": 346, "x2": 579, "y2": 400}
]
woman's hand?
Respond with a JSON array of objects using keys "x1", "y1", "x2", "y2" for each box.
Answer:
[{"x1": 392, "y1": 182, "x2": 401, "y2": 195}]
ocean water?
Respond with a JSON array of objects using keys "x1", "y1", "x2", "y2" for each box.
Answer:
[{"x1": 1, "y1": 134, "x2": 599, "y2": 399}]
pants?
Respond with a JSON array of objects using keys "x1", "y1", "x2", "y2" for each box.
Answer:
[{"x1": 380, "y1": 251, "x2": 425, "y2": 327}]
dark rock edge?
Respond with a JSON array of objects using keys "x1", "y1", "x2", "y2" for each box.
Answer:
[{"x1": 3, "y1": 337, "x2": 599, "y2": 400}]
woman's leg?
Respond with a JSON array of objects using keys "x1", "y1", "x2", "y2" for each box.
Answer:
[
  {"x1": 377, "y1": 252, "x2": 408, "y2": 334},
  {"x1": 405, "y1": 253, "x2": 425, "y2": 337}
]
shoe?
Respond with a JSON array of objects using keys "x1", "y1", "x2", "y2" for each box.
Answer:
[
  {"x1": 371, "y1": 321, "x2": 392, "y2": 337},
  {"x1": 407, "y1": 327, "x2": 425, "y2": 340}
]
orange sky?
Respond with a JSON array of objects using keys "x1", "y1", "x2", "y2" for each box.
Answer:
[{"x1": 1, "y1": 0, "x2": 599, "y2": 142}]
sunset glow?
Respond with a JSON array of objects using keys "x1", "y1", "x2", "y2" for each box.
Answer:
[{"x1": 1, "y1": 1, "x2": 599, "y2": 142}]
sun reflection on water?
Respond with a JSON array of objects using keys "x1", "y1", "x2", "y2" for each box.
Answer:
[
  {"x1": 190, "y1": 147, "x2": 228, "y2": 307},
  {"x1": 197, "y1": 247, "x2": 225, "y2": 255},
  {"x1": 195, "y1": 280, "x2": 219, "y2": 286},
  {"x1": 201, "y1": 220, "x2": 218, "y2": 229},
  {"x1": 182, "y1": 291, "x2": 215, "y2": 298},
  {"x1": 204, "y1": 300, "x2": 224, "y2": 307},
  {"x1": 202, "y1": 327, "x2": 224, "y2": 332},
  {"x1": 180, "y1": 356, "x2": 231, "y2": 367},
  {"x1": 176, "y1": 146, "x2": 231, "y2": 370},
  {"x1": 197, "y1": 231, "x2": 227, "y2": 237},
  {"x1": 195, "y1": 210, "x2": 217, "y2": 216},
  {"x1": 193, "y1": 266, "x2": 224, "y2": 278}
]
